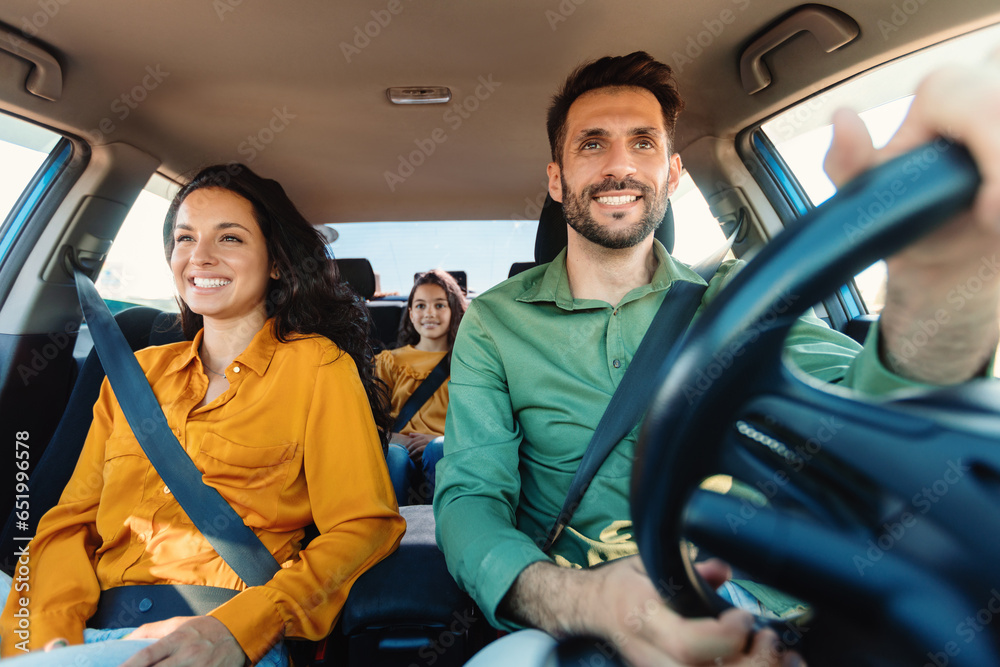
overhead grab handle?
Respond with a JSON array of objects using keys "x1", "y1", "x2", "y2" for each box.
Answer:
[
  {"x1": 0, "y1": 22, "x2": 63, "y2": 101},
  {"x1": 739, "y1": 5, "x2": 859, "y2": 95}
]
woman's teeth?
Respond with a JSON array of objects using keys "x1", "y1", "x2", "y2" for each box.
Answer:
[{"x1": 193, "y1": 277, "x2": 231, "y2": 288}]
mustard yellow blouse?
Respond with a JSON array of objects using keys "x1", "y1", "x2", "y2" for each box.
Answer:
[
  {"x1": 0, "y1": 322, "x2": 405, "y2": 663},
  {"x1": 375, "y1": 345, "x2": 449, "y2": 436}
]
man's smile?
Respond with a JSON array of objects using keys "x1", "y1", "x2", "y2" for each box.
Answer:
[{"x1": 593, "y1": 194, "x2": 641, "y2": 206}]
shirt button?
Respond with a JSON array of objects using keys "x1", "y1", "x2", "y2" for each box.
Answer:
[
  {"x1": 233, "y1": 366, "x2": 241, "y2": 373},
  {"x1": 136, "y1": 533, "x2": 146, "y2": 543},
  {"x1": 163, "y1": 486, "x2": 171, "y2": 495},
  {"x1": 613, "y1": 359, "x2": 621, "y2": 368}
]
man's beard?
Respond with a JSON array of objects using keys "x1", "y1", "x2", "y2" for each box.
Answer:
[{"x1": 560, "y1": 174, "x2": 668, "y2": 250}]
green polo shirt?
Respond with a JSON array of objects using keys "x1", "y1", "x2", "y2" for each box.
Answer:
[{"x1": 434, "y1": 241, "x2": 923, "y2": 630}]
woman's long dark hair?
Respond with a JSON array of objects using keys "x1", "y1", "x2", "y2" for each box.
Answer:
[
  {"x1": 163, "y1": 163, "x2": 392, "y2": 446},
  {"x1": 396, "y1": 269, "x2": 468, "y2": 352}
]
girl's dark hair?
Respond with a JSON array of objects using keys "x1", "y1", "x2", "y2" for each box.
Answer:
[
  {"x1": 396, "y1": 269, "x2": 468, "y2": 351},
  {"x1": 546, "y1": 51, "x2": 685, "y2": 165},
  {"x1": 162, "y1": 163, "x2": 392, "y2": 446}
]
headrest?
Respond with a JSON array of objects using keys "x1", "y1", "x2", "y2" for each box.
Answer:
[
  {"x1": 508, "y1": 262, "x2": 536, "y2": 278},
  {"x1": 534, "y1": 194, "x2": 675, "y2": 265},
  {"x1": 336, "y1": 258, "x2": 376, "y2": 299}
]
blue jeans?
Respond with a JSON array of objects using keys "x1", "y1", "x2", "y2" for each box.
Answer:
[
  {"x1": 0, "y1": 572, "x2": 288, "y2": 666},
  {"x1": 387, "y1": 438, "x2": 444, "y2": 505}
]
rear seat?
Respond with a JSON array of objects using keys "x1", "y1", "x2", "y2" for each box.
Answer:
[{"x1": 336, "y1": 258, "x2": 407, "y2": 350}]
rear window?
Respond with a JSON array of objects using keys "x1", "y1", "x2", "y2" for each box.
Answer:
[
  {"x1": 328, "y1": 171, "x2": 725, "y2": 296},
  {"x1": 327, "y1": 219, "x2": 537, "y2": 296}
]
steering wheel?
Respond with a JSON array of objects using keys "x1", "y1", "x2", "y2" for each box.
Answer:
[{"x1": 631, "y1": 140, "x2": 1000, "y2": 666}]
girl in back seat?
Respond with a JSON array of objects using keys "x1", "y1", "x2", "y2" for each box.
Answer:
[{"x1": 376, "y1": 269, "x2": 467, "y2": 505}]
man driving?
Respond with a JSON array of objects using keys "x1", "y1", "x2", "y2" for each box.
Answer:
[{"x1": 434, "y1": 50, "x2": 1000, "y2": 667}]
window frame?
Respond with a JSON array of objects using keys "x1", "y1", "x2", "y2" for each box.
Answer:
[
  {"x1": 0, "y1": 122, "x2": 85, "y2": 310},
  {"x1": 735, "y1": 126, "x2": 861, "y2": 332}
]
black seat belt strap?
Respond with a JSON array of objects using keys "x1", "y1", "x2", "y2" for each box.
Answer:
[
  {"x1": 74, "y1": 268, "x2": 280, "y2": 587},
  {"x1": 393, "y1": 356, "x2": 449, "y2": 432},
  {"x1": 541, "y1": 238, "x2": 735, "y2": 553}
]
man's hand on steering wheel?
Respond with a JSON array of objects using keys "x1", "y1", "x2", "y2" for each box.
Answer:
[
  {"x1": 505, "y1": 557, "x2": 800, "y2": 667},
  {"x1": 580, "y1": 557, "x2": 795, "y2": 667},
  {"x1": 824, "y1": 48, "x2": 1000, "y2": 385}
]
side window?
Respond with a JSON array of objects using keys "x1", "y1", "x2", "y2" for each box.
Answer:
[
  {"x1": 671, "y1": 172, "x2": 727, "y2": 265},
  {"x1": 94, "y1": 174, "x2": 179, "y2": 312},
  {"x1": 0, "y1": 113, "x2": 62, "y2": 262},
  {"x1": 761, "y1": 97, "x2": 911, "y2": 316},
  {"x1": 759, "y1": 23, "x2": 1000, "y2": 316}
]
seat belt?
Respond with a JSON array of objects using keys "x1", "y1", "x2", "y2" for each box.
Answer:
[
  {"x1": 392, "y1": 356, "x2": 449, "y2": 432},
  {"x1": 541, "y1": 239, "x2": 735, "y2": 552},
  {"x1": 74, "y1": 267, "x2": 280, "y2": 587}
]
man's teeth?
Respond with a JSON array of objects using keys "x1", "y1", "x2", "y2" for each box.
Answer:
[
  {"x1": 596, "y1": 194, "x2": 639, "y2": 205},
  {"x1": 193, "y1": 277, "x2": 231, "y2": 288}
]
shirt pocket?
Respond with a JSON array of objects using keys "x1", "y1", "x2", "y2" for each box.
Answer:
[
  {"x1": 98, "y1": 435, "x2": 150, "y2": 543},
  {"x1": 197, "y1": 432, "x2": 298, "y2": 527}
]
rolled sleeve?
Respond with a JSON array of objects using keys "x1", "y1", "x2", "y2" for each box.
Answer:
[{"x1": 841, "y1": 321, "x2": 946, "y2": 395}]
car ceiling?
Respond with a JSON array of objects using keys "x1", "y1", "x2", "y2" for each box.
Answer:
[{"x1": 0, "y1": 0, "x2": 997, "y2": 225}]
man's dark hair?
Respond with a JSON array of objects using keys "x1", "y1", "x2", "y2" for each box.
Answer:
[{"x1": 546, "y1": 51, "x2": 685, "y2": 165}]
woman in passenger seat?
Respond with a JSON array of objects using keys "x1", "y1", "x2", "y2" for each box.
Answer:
[
  {"x1": 0, "y1": 164, "x2": 406, "y2": 667},
  {"x1": 376, "y1": 269, "x2": 467, "y2": 504}
]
